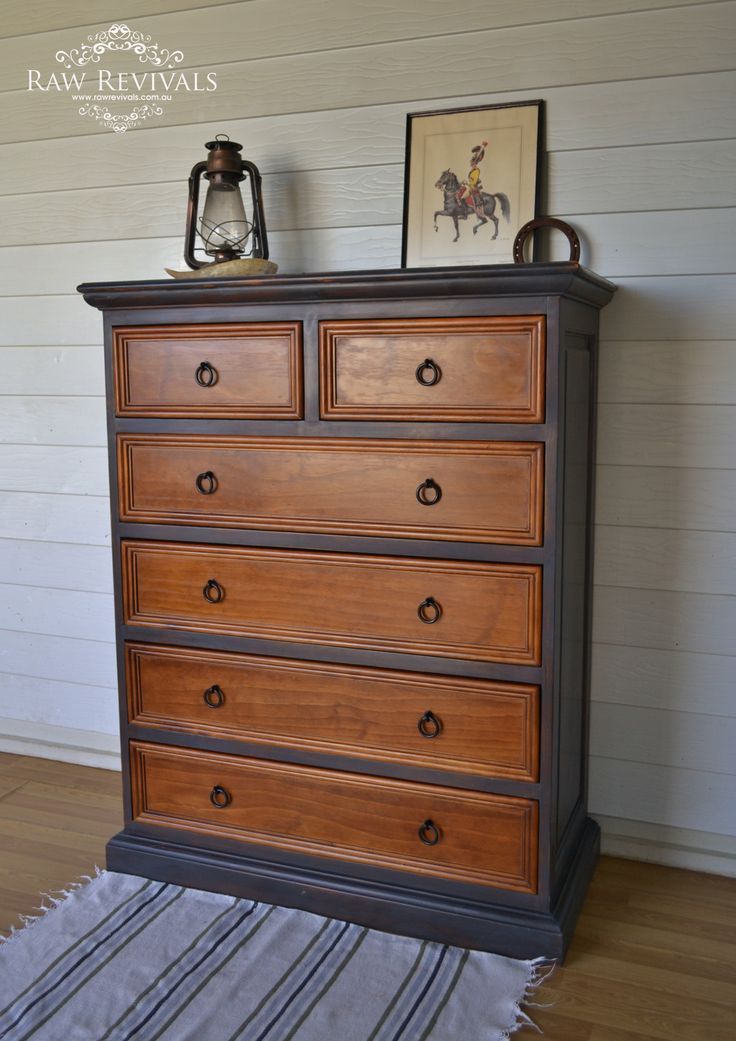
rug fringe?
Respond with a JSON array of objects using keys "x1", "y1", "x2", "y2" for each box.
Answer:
[
  {"x1": 501, "y1": 955, "x2": 557, "y2": 1038},
  {"x1": 0, "y1": 865, "x2": 104, "y2": 949}
]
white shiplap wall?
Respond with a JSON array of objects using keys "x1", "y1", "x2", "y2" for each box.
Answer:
[{"x1": 0, "y1": 0, "x2": 734, "y2": 871}]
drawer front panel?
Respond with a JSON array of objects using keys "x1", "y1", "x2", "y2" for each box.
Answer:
[
  {"x1": 113, "y1": 323, "x2": 302, "y2": 418},
  {"x1": 118, "y1": 435, "x2": 544, "y2": 546},
  {"x1": 122, "y1": 541, "x2": 542, "y2": 665},
  {"x1": 126, "y1": 643, "x2": 540, "y2": 781},
  {"x1": 320, "y1": 316, "x2": 545, "y2": 422},
  {"x1": 131, "y1": 741, "x2": 538, "y2": 892}
]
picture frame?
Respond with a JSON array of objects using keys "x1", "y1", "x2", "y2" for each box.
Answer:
[{"x1": 401, "y1": 100, "x2": 544, "y2": 268}]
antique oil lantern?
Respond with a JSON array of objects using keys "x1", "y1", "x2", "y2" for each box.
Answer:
[{"x1": 182, "y1": 134, "x2": 272, "y2": 273}]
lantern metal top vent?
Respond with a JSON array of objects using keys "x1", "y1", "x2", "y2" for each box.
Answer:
[{"x1": 167, "y1": 134, "x2": 277, "y2": 279}]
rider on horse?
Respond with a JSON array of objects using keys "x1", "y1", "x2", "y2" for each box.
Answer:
[{"x1": 457, "y1": 141, "x2": 488, "y2": 218}]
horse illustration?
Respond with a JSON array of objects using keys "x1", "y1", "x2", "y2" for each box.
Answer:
[{"x1": 433, "y1": 169, "x2": 511, "y2": 242}]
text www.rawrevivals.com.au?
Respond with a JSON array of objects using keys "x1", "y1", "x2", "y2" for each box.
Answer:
[{"x1": 72, "y1": 94, "x2": 172, "y2": 102}]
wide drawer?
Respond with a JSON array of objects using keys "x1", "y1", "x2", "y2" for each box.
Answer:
[
  {"x1": 113, "y1": 323, "x2": 302, "y2": 418},
  {"x1": 126, "y1": 643, "x2": 540, "y2": 782},
  {"x1": 319, "y1": 316, "x2": 545, "y2": 422},
  {"x1": 118, "y1": 435, "x2": 544, "y2": 546},
  {"x1": 122, "y1": 541, "x2": 542, "y2": 665},
  {"x1": 130, "y1": 741, "x2": 538, "y2": 892}
]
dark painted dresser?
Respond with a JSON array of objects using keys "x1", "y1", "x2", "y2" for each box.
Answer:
[{"x1": 78, "y1": 263, "x2": 615, "y2": 959}]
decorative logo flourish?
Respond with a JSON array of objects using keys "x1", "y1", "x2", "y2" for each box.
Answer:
[
  {"x1": 27, "y1": 22, "x2": 216, "y2": 133},
  {"x1": 56, "y1": 24, "x2": 183, "y2": 69}
]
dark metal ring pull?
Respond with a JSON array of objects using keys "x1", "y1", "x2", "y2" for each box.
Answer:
[
  {"x1": 210, "y1": 785, "x2": 232, "y2": 808},
  {"x1": 415, "y1": 358, "x2": 442, "y2": 386},
  {"x1": 195, "y1": 361, "x2": 218, "y2": 387},
  {"x1": 195, "y1": 470, "x2": 218, "y2": 495},
  {"x1": 417, "y1": 710, "x2": 442, "y2": 739},
  {"x1": 203, "y1": 579, "x2": 225, "y2": 604},
  {"x1": 418, "y1": 819, "x2": 441, "y2": 846},
  {"x1": 203, "y1": 684, "x2": 225, "y2": 709},
  {"x1": 416, "y1": 478, "x2": 442, "y2": 506},
  {"x1": 417, "y1": 597, "x2": 442, "y2": 624}
]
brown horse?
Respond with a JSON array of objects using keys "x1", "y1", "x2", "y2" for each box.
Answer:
[{"x1": 433, "y1": 169, "x2": 511, "y2": 242}]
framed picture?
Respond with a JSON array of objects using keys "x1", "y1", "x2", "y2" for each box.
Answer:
[{"x1": 401, "y1": 100, "x2": 543, "y2": 268}]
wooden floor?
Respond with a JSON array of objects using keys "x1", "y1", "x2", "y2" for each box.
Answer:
[{"x1": 0, "y1": 752, "x2": 734, "y2": 1040}]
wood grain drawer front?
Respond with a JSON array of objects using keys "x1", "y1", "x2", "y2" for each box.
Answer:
[
  {"x1": 118, "y1": 435, "x2": 544, "y2": 546},
  {"x1": 131, "y1": 742, "x2": 538, "y2": 892},
  {"x1": 122, "y1": 541, "x2": 542, "y2": 665},
  {"x1": 113, "y1": 323, "x2": 302, "y2": 418},
  {"x1": 320, "y1": 316, "x2": 545, "y2": 422},
  {"x1": 126, "y1": 643, "x2": 540, "y2": 782}
]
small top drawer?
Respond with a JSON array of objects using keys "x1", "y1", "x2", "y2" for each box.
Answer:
[
  {"x1": 319, "y1": 316, "x2": 545, "y2": 422},
  {"x1": 113, "y1": 323, "x2": 302, "y2": 419}
]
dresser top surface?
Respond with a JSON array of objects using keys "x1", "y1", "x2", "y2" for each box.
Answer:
[{"x1": 78, "y1": 261, "x2": 616, "y2": 312}]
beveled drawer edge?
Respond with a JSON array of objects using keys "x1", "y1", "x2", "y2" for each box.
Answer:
[
  {"x1": 125, "y1": 641, "x2": 540, "y2": 782},
  {"x1": 319, "y1": 315, "x2": 546, "y2": 422},
  {"x1": 121, "y1": 540, "x2": 543, "y2": 666},
  {"x1": 130, "y1": 740, "x2": 539, "y2": 893},
  {"x1": 112, "y1": 322, "x2": 304, "y2": 419},
  {"x1": 116, "y1": 435, "x2": 544, "y2": 547}
]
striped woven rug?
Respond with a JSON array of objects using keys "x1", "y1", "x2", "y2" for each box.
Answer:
[{"x1": 0, "y1": 870, "x2": 547, "y2": 1040}]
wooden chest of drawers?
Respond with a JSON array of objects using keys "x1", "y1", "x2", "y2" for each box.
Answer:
[{"x1": 79, "y1": 263, "x2": 615, "y2": 959}]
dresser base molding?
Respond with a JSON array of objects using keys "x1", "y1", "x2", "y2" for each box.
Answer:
[{"x1": 106, "y1": 816, "x2": 600, "y2": 961}]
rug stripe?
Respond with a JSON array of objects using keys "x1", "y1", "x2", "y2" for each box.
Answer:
[
  {"x1": 224, "y1": 918, "x2": 337, "y2": 1041},
  {"x1": 95, "y1": 896, "x2": 244, "y2": 1041},
  {"x1": 0, "y1": 878, "x2": 153, "y2": 1024},
  {"x1": 251, "y1": 920, "x2": 355, "y2": 1041},
  {"x1": 281, "y1": 927, "x2": 369, "y2": 1041},
  {"x1": 118, "y1": 900, "x2": 260, "y2": 1041},
  {"x1": 417, "y1": 948, "x2": 470, "y2": 1041},
  {"x1": 389, "y1": 945, "x2": 449, "y2": 1041},
  {"x1": 369, "y1": 942, "x2": 445, "y2": 1041},
  {"x1": 10, "y1": 886, "x2": 184, "y2": 1041},
  {"x1": 1, "y1": 882, "x2": 172, "y2": 1039},
  {"x1": 395, "y1": 946, "x2": 466, "y2": 1041},
  {"x1": 365, "y1": 940, "x2": 430, "y2": 1041},
  {"x1": 146, "y1": 904, "x2": 278, "y2": 1041}
]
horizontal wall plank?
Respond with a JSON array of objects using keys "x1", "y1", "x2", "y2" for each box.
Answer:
[
  {"x1": 0, "y1": 445, "x2": 108, "y2": 493},
  {"x1": 0, "y1": 396, "x2": 106, "y2": 447},
  {"x1": 3, "y1": 71, "x2": 736, "y2": 196},
  {"x1": 5, "y1": 5, "x2": 734, "y2": 143},
  {"x1": 1, "y1": 225, "x2": 735, "y2": 308},
  {"x1": 0, "y1": 582, "x2": 114, "y2": 642},
  {"x1": 591, "y1": 643, "x2": 736, "y2": 717},
  {"x1": 0, "y1": 673, "x2": 118, "y2": 733},
  {"x1": 3, "y1": 169, "x2": 735, "y2": 275},
  {"x1": 0, "y1": 0, "x2": 236, "y2": 39},
  {"x1": 599, "y1": 340, "x2": 736, "y2": 404},
  {"x1": 597, "y1": 814, "x2": 736, "y2": 877},
  {"x1": 594, "y1": 527, "x2": 736, "y2": 594},
  {"x1": 596, "y1": 465, "x2": 736, "y2": 530},
  {"x1": 0, "y1": 346, "x2": 104, "y2": 395},
  {"x1": 0, "y1": 538, "x2": 112, "y2": 594},
  {"x1": 0, "y1": 630, "x2": 117, "y2": 688},
  {"x1": 0, "y1": 492, "x2": 110, "y2": 545},
  {"x1": 602, "y1": 275, "x2": 736, "y2": 341},
  {"x1": 593, "y1": 586, "x2": 736, "y2": 656},
  {"x1": 0, "y1": 168, "x2": 401, "y2": 244},
  {"x1": 1, "y1": 0, "x2": 704, "y2": 81},
  {"x1": 589, "y1": 756, "x2": 736, "y2": 834},
  {"x1": 597, "y1": 404, "x2": 736, "y2": 468},
  {"x1": 0, "y1": 226, "x2": 401, "y2": 304},
  {"x1": 550, "y1": 137, "x2": 736, "y2": 214},
  {"x1": 590, "y1": 702, "x2": 736, "y2": 775},
  {"x1": 0, "y1": 297, "x2": 99, "y2": 346}
]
